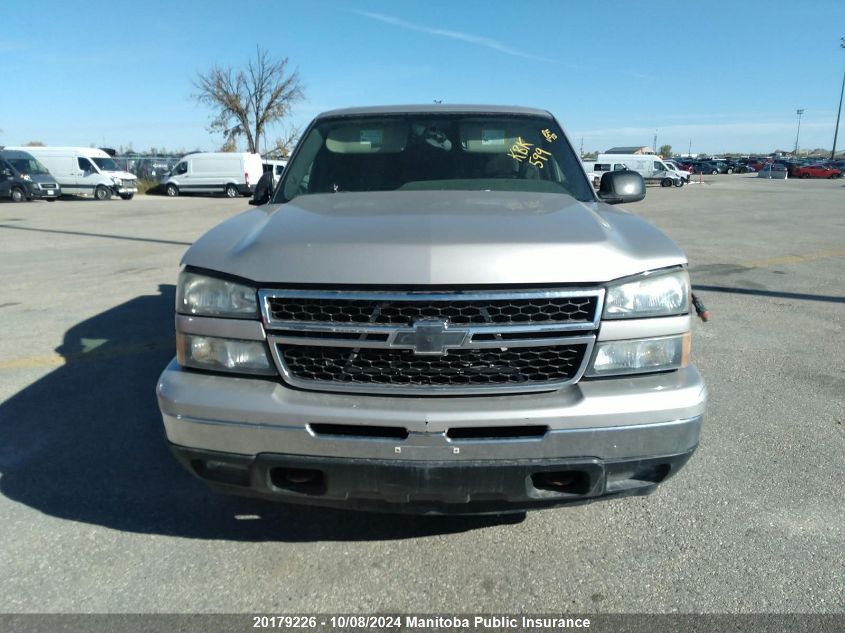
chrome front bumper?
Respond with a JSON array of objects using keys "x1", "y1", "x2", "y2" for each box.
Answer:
[
  {"x1": 157, "y1": 361, "x2": 706, "y2": 461},
  {"x1": 157, "y1": 361, "x2": 705, "y2": 511}
]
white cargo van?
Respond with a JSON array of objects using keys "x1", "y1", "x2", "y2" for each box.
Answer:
[
  {"x1": 596, "y1": 154, "x2": 682, "y2": 187},
  {"x1": 262, "y1": 159, "x2": 288, "y2": 186},
  {"x1": 162, "y1": 152, "x2": 263, "y2": 197},
  {"x1": 5, "y1": 146, "x2": 138, "y2": 200}
]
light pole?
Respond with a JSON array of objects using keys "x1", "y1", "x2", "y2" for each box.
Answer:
[
  {"x1": 831, "y1": 37, "x2": 845, "y2": 160},
  {"x1": 794, "y1": 109, "x2": 804, "y2": 155}
]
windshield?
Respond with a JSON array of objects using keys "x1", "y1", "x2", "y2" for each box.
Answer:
[
  {"x1": 92, "y1": 157, "x2": 120, "y2": 171},
  {"x1": 8, "y1": 158, "x2": 50, "y2": 175},
  {"x1": 277, "y1": 113, "x2": 593, "y2": 203}
]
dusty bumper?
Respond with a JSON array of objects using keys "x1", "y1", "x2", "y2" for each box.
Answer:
[
  {"x1": 157, "y1": 361, "x2": 706, "y2": 511},
  {"x1": 169, "y1": 444, "x2": 697, "y2": 514}
]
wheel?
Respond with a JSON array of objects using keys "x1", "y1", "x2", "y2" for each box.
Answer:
[
  {"x1": 94, "y1": 186, "x2": 110, "y2": 200},
  {"x1": 801, "y1": 173, "x2": 810, "y2": 179},
  {"x1": 711, "y1": 169, "x2": 718, "y2": 175},
  {"x1": 661, "y1": 178, "x2": 673, "y2": 187},
  {"x1": 120, "y1": 193, "x2": 134, "y2": 200},
  {"x1": 10, "y1": 187, "x2": 26, "y2": 202},
  {"x1": 726, "y1": 168, "x2": 734, "y2": 174},
  {"x1": 166, "y1": 183, "x2": 179, "y2": 197},
  {"x1": 225, "y1": 184, "x2": 239, "y2": 198},
  {"x1": 674, "y1": 178, "x2": 684, "y2": 187},
  {"x1": 46, "y1": 198, "x2": 56, "y2": 202}
]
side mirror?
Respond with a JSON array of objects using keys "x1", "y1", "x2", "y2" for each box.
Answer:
[
  {"x1": 597, "y1": 171, "x2": 645, "y2": 205},
  {"x1": 0, "y1": 169, "x2": 10, "y2": 177}
]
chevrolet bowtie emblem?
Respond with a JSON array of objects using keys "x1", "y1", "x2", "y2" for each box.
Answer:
[{"x1": 389, "y1": 320, "x2": 469, "y2": 356}]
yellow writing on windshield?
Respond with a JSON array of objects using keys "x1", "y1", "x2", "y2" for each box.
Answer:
[
  {"x1": 529, "y1": 147, "x2": 552, "y2": 168},
  {"x1": 507, "y1": 137, "x2": 534, "y2": 161}
]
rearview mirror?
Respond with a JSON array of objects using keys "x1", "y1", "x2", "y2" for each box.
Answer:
[{"x1": 597, "y1": 171, "x2": 646, "y2": 205}]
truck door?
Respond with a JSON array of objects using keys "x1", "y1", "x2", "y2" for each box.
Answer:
[{"x1": 76, "y1": 157, "x2": 103, "y2": 195}]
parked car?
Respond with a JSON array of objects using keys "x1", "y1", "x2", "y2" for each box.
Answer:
[
  {"x1": 0, "y1": 149, "x2": 61, "y2": 201},
  {"x1": 757, "y1": 164, "x2": 788, "y2": 179},
  {"x1": 693, "y1": 161, "x2": 720, "y2": 175},
  {"x1": 0, "y1": 158, "x2": 37, "y2": 202},
  {"x1": 162, "y1": 152, "x2": 263, "y2": 197},
  {"x1": 156, "y1": 104, "x2": 706, "y2": 514},
  {"x1": 791, "y1": 164, "x2": 842, "y2": 179},
  {"x1": 663, "y1": 160, "x2": 691, "y2": 183},
  {"x1": 595, "y1": 154, "x2": 682, "y2": 186},
  {"x1": 5, "y1": 146, "x2": 137, "y2": 200}
]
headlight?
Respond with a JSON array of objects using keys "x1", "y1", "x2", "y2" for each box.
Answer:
[
  {"x1": 111, "y1": 176, "x2": 122, "y2": 185},
  {"x1": 177, "y1": 271, "x2": 258, "y2": 317},
  {"x1": 604, "y1": 269, "x2": 689, "y2": 318},
  {"x1": 586, "y1": 334, "x2": 690, "y2": 377},
  {"x1": 177, "y1": 333, "x2": 274, "y2": 375}
]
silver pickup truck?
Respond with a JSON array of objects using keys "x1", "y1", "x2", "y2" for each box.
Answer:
[{"x1": 156, "y1": 105, "x2": 707, "y2": 514}]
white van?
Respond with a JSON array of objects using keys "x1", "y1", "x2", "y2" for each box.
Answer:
[
  {"x1": 5, "y1": 146, "x2": 138, "y2": 200},
  {"x1": 596, "y1": 153, "x2": 682, "y2": 187},
  {"x1": 162, "y1": 152, "x2": 263, "y2": 197},
  {"x1": 262, "y1": 159, "x2": 288, "y2": 186}
]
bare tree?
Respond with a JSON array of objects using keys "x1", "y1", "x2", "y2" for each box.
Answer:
[
  {"x1": 193, "y1": 47, "x2": 304, "y2": 154},
  {"x1": 25, "y1": 141, "x2": 45, "y2": 147},
  {"x1": 266, "y1": 124, "x2": 301, "y2": 158}
]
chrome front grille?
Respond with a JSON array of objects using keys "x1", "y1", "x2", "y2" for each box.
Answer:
[
  {"x1": 278, "y1": 343, "x2": 589, "y2": 388},
  {"x1": 266, "y1": 294, "x2": 597, "y2": 326},
  {"x1": 259, "y1": 288, "x2": 603, "y2": 395}
]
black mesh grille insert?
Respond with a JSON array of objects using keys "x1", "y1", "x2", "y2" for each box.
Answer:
[
  {"x1": 267, "y1": 295, "x2": 597, "y2": 326},
  {"x1": 279, "y1": 344, "x2": 587, "y2": 388}
]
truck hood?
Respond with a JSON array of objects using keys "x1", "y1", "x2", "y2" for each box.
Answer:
[{"x1": 182, "y1": 191, "x2": 687, "y2": 285}]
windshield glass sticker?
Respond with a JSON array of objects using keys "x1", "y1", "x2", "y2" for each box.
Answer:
[
  {"x1": 481, "y1": 129, "x2": 506, "y2": 146},
  {"x1": 507, "y1": 137, "x2": 534, "y2": 162},
  {"x1": 541, "y1": 128, "x2": 558, "y2": 142},
  {"x1": 359, "y1": 129, "x2": 383, "y2": 146},
  {"x1": 529, "y1": 147, "x2": 552, "y2": 168}
]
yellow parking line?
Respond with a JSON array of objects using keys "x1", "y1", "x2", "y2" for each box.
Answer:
[
  {"x1": 0, "y1": 340, "x2": 173, "y2": 370},
  {"x1": 742, "y1": 249, "x2": 845, "y2": 269}
]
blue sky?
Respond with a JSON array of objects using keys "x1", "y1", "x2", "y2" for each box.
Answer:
[{"x1": 1, "y1": 0, "x2": 844, "y2": 155}]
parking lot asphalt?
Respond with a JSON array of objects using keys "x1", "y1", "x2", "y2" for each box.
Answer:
[{"x1": 1, "y1": 177, "x2": 843, "y2": 613}]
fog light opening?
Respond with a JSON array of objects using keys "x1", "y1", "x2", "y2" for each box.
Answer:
[
  {"x1": 531, "y1": 470, "x2": 591, "y2": 495},
  {"x1": 270, "y1": 467, "x2": 326, "y2": 495}
]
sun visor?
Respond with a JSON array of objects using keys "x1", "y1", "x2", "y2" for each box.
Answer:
[
  {"x1": 325, "y1": 122, "x2": 409, "y2": 154},
  {"x1": 460, "y1": 119, "x2": 541, "y2": 153}
]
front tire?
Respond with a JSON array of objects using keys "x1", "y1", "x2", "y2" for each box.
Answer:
[
  {"x1": 120, "y1": 193, "x2": 134, "y2": 200},
  {"x1": 661, "y1": 178, "x2": 673, "y2": 187},
  {"x1": 94, "y1": 186, "x2": 110, "y2": 200},
  {"x1": 10, "y1": 187, "x2": 26, "y2": 203},
  {"x1": 711, "y1": 169, "x2": 718, "y2": 175},
  {"x1": 726, "y1": 168, "x2": 734, "y2": 174},
  {"x1": 674, "y1": 178, "x2": 684, "y2": 187},
  {"x1": 225, "y1": 184, "x2": 239, "y2": 198},
  {"x1": 166, "y1": 183, "x2": 179, "y2": 197}
]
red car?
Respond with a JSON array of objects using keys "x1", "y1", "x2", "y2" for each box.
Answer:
[{"x1": 792, "y1": 164, "x2": 842, "y2": 179}]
